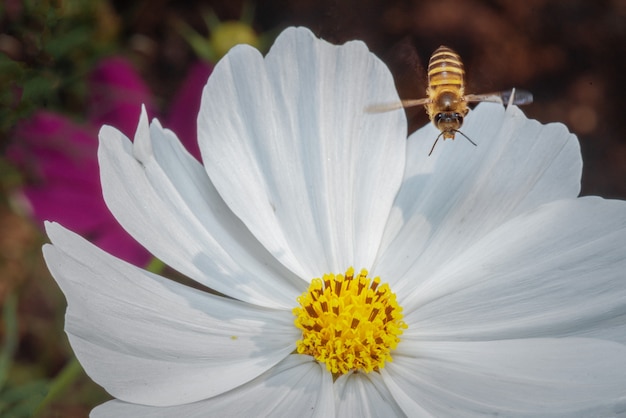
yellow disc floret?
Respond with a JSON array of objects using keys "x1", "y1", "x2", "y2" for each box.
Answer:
[{"x1": 293, "y1": 267, "x2": 407, "y2": 377}]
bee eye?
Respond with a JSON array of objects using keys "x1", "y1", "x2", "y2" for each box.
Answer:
[
  {"x1": 434, "y1": 113, "x2": 444, "y2": 123},
  {"x1": 455, "y1": 113, "x2": 464, "y2": 124}
]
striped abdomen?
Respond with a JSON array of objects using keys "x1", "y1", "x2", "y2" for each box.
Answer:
[{"x1": 427, "y1": 46, "x2": 465, "y2": 95}]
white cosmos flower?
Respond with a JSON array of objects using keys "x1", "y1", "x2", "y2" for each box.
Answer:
[{"x1": 43, "y1": 27, "x2": 626, "y2": 417}]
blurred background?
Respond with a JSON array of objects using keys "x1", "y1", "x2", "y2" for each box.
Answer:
[{"x1": 1, "y1": 0, "x2": 625, "y2": 416}]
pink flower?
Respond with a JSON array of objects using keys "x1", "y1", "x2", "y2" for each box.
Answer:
[{"x1": 8, "y1": 56, "x2": 212, "y2": 265}]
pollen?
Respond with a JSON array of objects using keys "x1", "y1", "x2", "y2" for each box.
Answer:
[{"x1": 293, "y1": 267, "x2": 407, "y2": 377}]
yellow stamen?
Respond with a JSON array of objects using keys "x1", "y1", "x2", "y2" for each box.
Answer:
[{"x1": 293, "y1": 267, "x2": 407, "y2": 377}]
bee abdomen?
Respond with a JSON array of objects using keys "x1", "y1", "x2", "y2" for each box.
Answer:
[{"x1": 427, "y1": 46, "x2": 465, "y2": 89}]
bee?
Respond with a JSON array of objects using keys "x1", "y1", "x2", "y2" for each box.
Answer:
[{"x1": 367, "y1": 45, "x2": 533, "y2": 155}]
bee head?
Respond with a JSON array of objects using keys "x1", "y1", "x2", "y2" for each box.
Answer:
[
  {"x1": 429, "y1": 112, "x2": 477, "y2": 156},
  {"x1": 434, "y1": 112, "x2": 464, "y2": 138}
]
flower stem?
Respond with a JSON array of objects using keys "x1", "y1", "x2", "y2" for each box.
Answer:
[{"x1": 34, "y1": 357, "x2": 83, "y2": 416}]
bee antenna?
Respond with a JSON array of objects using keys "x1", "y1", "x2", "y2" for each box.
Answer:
[
  {"x1": 429, "y1": 132, "x2": 445, "y2": 156},
  {"x1": 454, "y1": 130, "x2": 478, "y2": 147}
]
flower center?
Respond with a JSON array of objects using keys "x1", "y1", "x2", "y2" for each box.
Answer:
[{"x1": 293, "y1": 267, "x2": 407, "y2": 377}]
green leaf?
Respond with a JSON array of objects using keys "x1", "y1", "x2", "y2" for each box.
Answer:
[{"x1": 0, "y1": 380, "x2": 48, "y2": 418}]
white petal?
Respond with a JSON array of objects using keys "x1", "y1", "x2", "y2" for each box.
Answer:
[
  {"x1": 43, "y1": 222, "x2": 298, "y2": 406},
  {"x1": 334, "y1": 371, "x2": 406, "y2": 417},
  {"x1": 91, "y1": 355, "x2": 334, "y2": 417},
  {"x1": 98, "y1": 108, "x2": 304, "y2": 308},
  {"x1": 384, "y1": 339, "x2": 626, "y2": 417},
  {"x1": 374, "y1": 103, "x2": 582, "y2": 293},
  {"x1": 198, "y1": 27, "x2": 406, "y2": 277},
  {"x1": 400, "y1": 197, "x2": 626, "y2": 343}
]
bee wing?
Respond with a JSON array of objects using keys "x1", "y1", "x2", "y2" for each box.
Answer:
[
  {"x1": 464, "y1": 93, "x2": 505, "y2": 104},
  {"x1": 501, "y1": 89, "x2": 533, "y2": 106},
  {"x1": 365, "y1": 98, "x2": 431, "y2": 113},
  {"x1": 464, "y1": 89, "x2": 533, "y2": 106}
]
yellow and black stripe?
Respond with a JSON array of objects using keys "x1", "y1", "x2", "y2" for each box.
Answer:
[{"x1": 427, "y1": 46, "x2": 465, "y2": 92}]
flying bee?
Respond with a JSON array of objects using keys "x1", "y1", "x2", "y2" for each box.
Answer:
[{"x1": 367, "y1": 45, "x2": 533, "y2": 155}]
